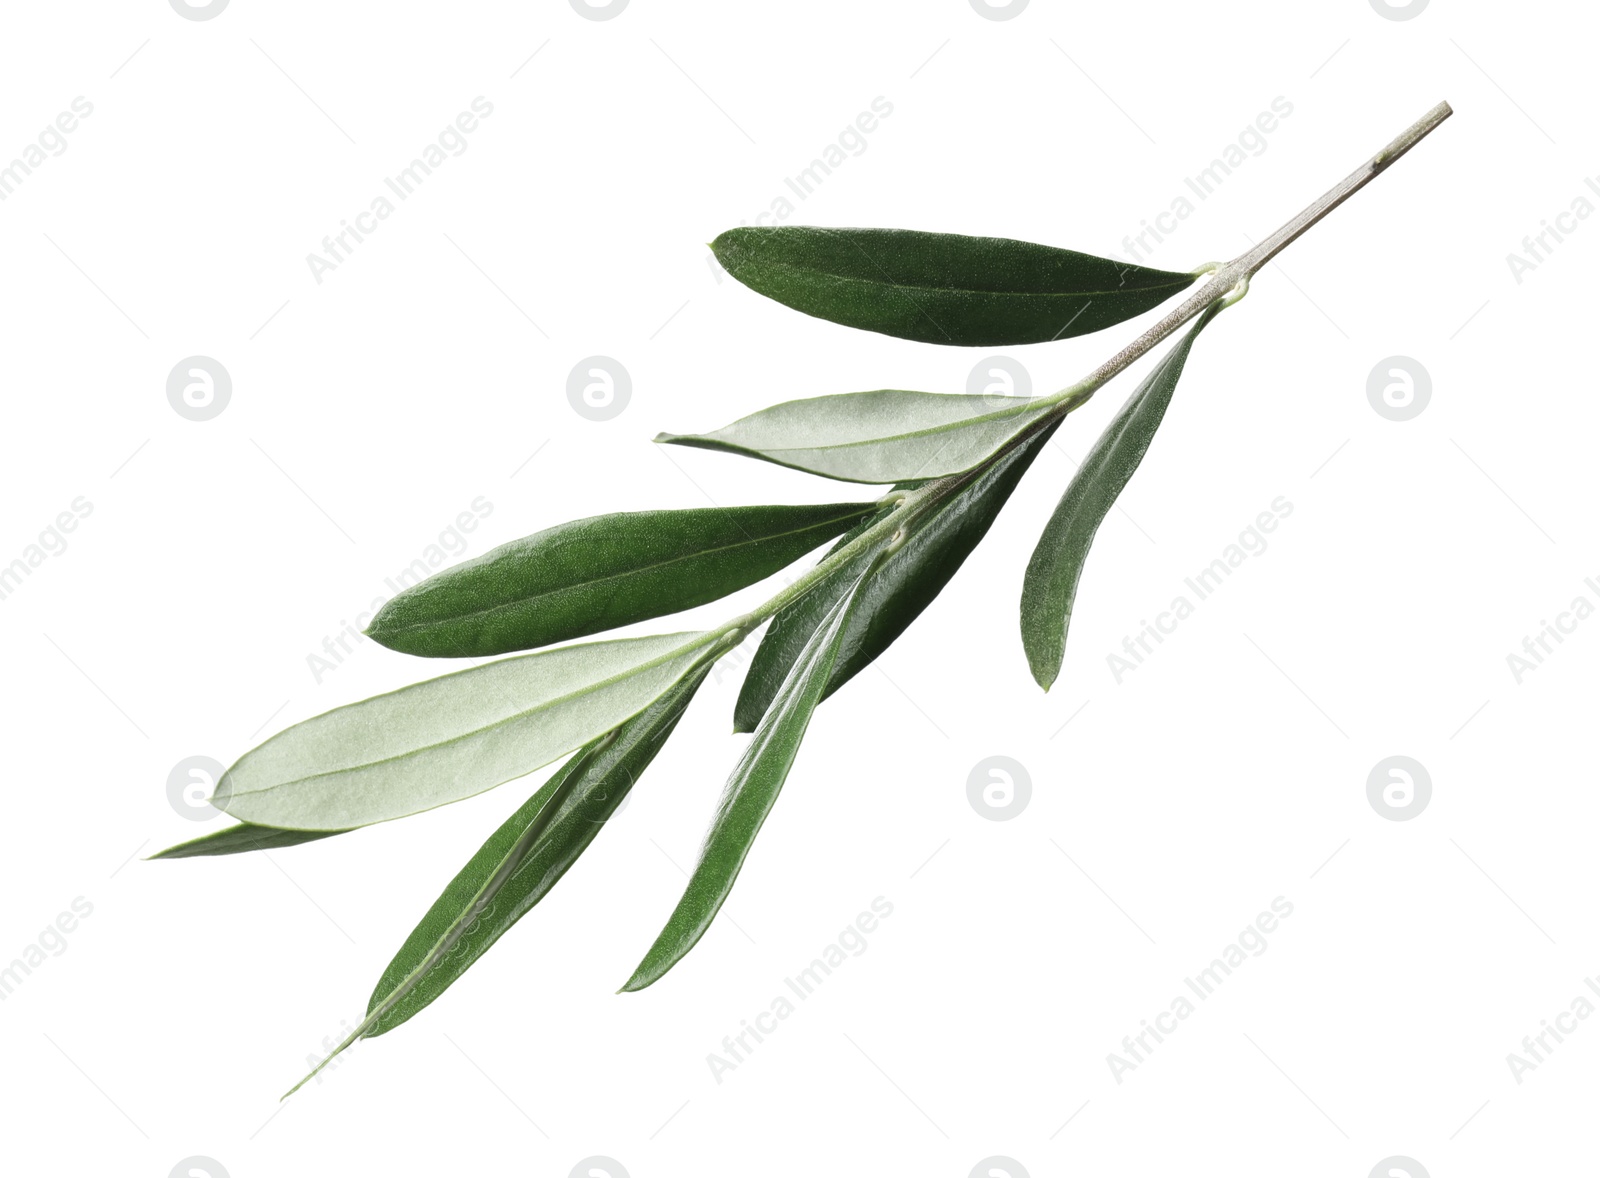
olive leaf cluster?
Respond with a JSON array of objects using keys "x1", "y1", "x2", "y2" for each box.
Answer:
[{"x1": 153, "y1": 99, "x2": 1451, "y2": 1095}]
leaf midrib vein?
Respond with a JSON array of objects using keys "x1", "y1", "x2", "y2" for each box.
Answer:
[
  {"x1": 225, "y1": 635, "x2": 711, "y2": 801},
  {"x1": 743, "y1": 254, "x2": 1194, "y2": 301},
  {"x1": 713, "y1": 398, "x2": 1051, "y2": 458}
]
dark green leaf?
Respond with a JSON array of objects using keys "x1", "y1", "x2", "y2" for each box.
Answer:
[
  {"x1": 148, "y1": 824, "x2": 348, "y2": 860},
  {"x1": 286, "y1": 665, "x2": 711, "y2": 1095},
  {"x1": 712, "y1": 225, "x2": 1195, "y2": 346},
  {"x1": 368, "y1": 667, "x2": 705, "y2": 1032},
  {"x1": 1021, "y1": 305, "x2": 1222, "y2": 690},
  {"x1": 735, "y1": 422, "x2": 1059, "y2": 732},
  {"x1": 621, "y1": 565, "x2": 876, "y2": 991},
  {"x1": 657, "y1": 387, "x2": 1065, "y2": 484},
  {"x1": 367, "y1": 503, "x2": 876, "y2": 658}
]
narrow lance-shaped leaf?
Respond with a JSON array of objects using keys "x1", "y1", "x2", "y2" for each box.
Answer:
[
  {"x1": 214, "y1": 631, "x2": 719, "y2": 831},
  {"x1": 149, "y1": 823, "x2": 347, "y2": 860},
  {"x1": 621, "y1": 563, "x2": 879, "y2": 991},
  {"x1": 658, "y1": 386, "x2": 1074, "y2": 484},
  {"x1": 1021, "y1": 303, "x2": 1224, "y2": 690},
  {"x1": 735, "y1": 421, "x2": 1060, "y2": 732},
  {"x1": 366, "y1": 503, "x2": 876, "y2": 658},
  {"x1": 712, "y1": 226, "x2": 1195, "y2": 346},
  {"x1": 284, "y1": 664, "x2": 712, "y2": 1097},
  {"x1": 732, "y1": 503, "x2": 895, "y2": 731}
]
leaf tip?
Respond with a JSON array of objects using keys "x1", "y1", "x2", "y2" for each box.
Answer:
[
  {"x1": 360, "y1": 606, "x2": 427, "y2": 656},
  {"x1": 617, "y1": 959, "x2": 662, "y2": 993},
  {"x1": 362, "y1": 601, "x2": 398, "y2": 645}
]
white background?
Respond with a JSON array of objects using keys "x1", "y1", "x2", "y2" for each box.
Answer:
[{"x1": 0, "y1": 1, "x2": 1592, "y2": 1175}]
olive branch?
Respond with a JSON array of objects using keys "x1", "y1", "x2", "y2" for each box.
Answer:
[{"x1": 153, "y1": 101, "x2": 1452, "y2": 1096}]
